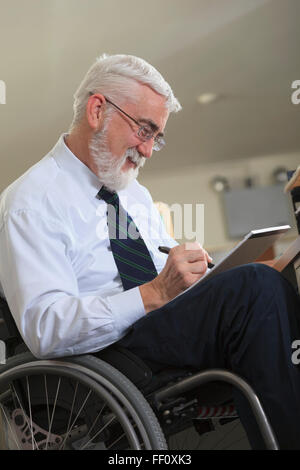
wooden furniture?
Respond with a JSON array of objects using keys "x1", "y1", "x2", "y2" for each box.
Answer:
[
  {"x1": 285, "y1": 165, "x2": 300, "y2": 234},
  {"x1": 284, "y1": 165, "x2": 300, "y2": 193},
  {"x1": 257, "y1": 236, "x2": 300, "y2": 293},
  {"x1": 272, "y1": 235, "x2": 300, "y2": 292},
  {"x1": 259, "y1": 167, "x2": 300, "y2": 292}
]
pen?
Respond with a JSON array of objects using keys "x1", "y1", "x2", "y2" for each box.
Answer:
[{"x1": 158, "y1": 246, "x2": 215, "y2": 269}]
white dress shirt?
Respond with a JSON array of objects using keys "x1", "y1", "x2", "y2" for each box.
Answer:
[{"x1": 0, "y1": 135, "x2": 177, "y2": 358}]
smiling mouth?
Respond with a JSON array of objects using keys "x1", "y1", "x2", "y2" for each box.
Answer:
[{"x1": 127, "y1": 156, "x2": 137, "y2": 167}]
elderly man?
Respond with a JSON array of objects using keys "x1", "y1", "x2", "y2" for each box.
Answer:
[{"x1": 0, "y1": 54, "x2": 299, "y2": 449}]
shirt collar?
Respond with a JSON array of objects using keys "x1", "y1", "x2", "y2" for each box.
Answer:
[{"x1": 51, "y1": 134, "x2": 102, "y2": 200}]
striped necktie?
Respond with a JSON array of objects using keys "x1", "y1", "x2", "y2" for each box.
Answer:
[{"x1": 97, "y1": 187, "x2": 158, "y2": 290}]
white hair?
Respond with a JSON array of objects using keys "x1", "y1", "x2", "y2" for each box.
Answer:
[{"x1": 69, "y1": 53, "x2": 182, "y2": 132}]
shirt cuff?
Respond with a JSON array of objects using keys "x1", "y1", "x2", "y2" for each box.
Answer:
[{"x1": 107, "y1": 286, "x2": 146, "y2": 335}]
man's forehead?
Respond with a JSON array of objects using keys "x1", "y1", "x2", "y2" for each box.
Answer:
[{"x1": 132, "y1": 86, "x2": 169, "y2": 133}]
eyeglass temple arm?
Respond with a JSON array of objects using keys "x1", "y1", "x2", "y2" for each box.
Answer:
[{"x1": 88, "y1": 92, "x2": 140, "y2": 127}]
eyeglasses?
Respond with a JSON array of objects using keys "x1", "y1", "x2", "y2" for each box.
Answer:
[{"x1": 89, "y1": 93, "x2": 165, "y2": 151}]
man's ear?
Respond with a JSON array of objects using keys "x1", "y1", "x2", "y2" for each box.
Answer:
[{"x1": 86, "y1": 93, "x2": 106, "y2": 130}]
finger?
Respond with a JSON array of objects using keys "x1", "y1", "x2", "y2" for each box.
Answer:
[
  {"x1": 170, "y1": 244, "x2": 204, "y2": 260},
  {"x1": 174, "y1": 243, "x2": 212, "y2": 264},
  {"x1": 183, "y1": 243, "x2": 213, "y2": 262},
  {"x1": 183, "y1": 260, "x2": 208, "y2": 274},
  {"x1": 184, "y1": 242, "x2": 203, "y2": 251},
  {"x1": 181, "y1": 250, "x2": 207, "y2": 262},
  {"x1": 203, "y1": 249, "x2": 213, "y2": 262}
]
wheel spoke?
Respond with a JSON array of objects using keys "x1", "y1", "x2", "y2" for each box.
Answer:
[
  {"x1": 59, "y1": 381, "x2": 79, "y2": 450},
  {"x1": 85, "y1": 402, "x2": 106, "y2": 437},
  {"x1": 11, "y1": 382, "x2": 38, "y2": 449},
  {"x1": 26, "y1": 376, "x2": 35, "y2": 450},
  {"x1": 106, "y1": 430, "x2": 126, "y2": 449},
  {"x1": 43, "y1": 375, "x2": 50, "y2": 432},
  {"x1": 0, "y1": 403, "x2": 21, "y2": 449},
  {"x1": 58, "y1": 388, "x2": 92, "y2": 449},
  {"x1": 45, "y1": 377, "x2": 61, "y2": 450},
  {"x1": 79, "y1": 414, "x2": 116, "y2": 450}
]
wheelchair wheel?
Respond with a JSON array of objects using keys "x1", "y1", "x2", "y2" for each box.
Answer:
[{"x1": 0, "y1": 353, "x2": 167, "y2": 450}]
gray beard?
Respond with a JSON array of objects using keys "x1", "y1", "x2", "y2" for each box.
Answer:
[{"x1": 89, "y1": 121, "x2": 146, "y2": 192}]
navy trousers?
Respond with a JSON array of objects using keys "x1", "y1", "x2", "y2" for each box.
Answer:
[{"x1": 118, "y1": 263, "x2": 300, "y2": 449}]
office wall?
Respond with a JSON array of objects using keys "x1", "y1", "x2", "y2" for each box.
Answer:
[{"x1": 139, "y1": 152, "x2": 300, "y2": 253}]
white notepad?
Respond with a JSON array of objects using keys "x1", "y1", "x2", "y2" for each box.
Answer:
[{"x1": 202, "y1": 225, "x2": 290, "y2": 282}]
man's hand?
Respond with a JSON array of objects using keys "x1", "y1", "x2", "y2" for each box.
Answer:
[{"x1": 139, "y1": 242, "x2": 212, "y2": 313}]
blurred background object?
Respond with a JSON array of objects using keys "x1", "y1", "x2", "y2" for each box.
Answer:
[{"x1": 285, "y1": 166, "x2": 300, "y2": 234}]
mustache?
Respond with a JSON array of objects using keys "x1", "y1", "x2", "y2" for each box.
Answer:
[{"x1": 125, "y1": 148, "x2": 146, "y2": 168}]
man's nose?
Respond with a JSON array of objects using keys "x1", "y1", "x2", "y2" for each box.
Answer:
[{"x1": 136, "y1": 139, "x2": 153, "y2": 159}]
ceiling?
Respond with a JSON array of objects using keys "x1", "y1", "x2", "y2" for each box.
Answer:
[{"x1": 0, "y1": 0, "x2": 299, "y2": 183}]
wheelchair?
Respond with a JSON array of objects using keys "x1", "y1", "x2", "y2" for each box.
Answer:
[{"x1": 0, "y1": 297, "x2": 278, "y2": 450}]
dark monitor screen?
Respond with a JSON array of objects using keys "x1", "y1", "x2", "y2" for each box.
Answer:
[{"x1": 222, "y1": 184, "x2": 294, "y2": 239}]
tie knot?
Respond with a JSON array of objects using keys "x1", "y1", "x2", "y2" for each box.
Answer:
[{"x1": 97, "y1": 187, "x2": 119, "y2": 207}]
